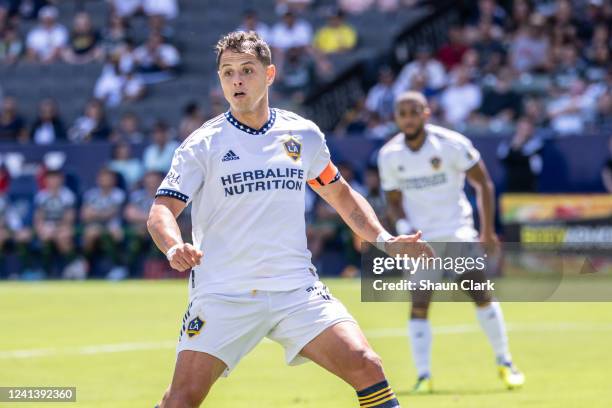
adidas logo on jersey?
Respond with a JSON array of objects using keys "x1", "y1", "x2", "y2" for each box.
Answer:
[{"x1": 222, "y1": 150, "x2": 240, "y2": 162}]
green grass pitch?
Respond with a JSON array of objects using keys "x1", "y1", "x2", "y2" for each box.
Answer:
[{"x1": 1, "y1": 279, "x2": 611, "y2": 407}]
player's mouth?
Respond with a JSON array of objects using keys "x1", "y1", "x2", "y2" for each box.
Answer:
[{"x1": 233, "y1": 91, "x2": 246, "y2": 99}]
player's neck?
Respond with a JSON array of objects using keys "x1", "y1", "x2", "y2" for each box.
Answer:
[
  {"x1": 230, "y1": 101, "x2": 270, "y2": 130},
  {"x1": 405, "y1": 131, "x2": 427, "y2": 151}
]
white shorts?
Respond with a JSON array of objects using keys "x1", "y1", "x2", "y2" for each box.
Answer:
[{"x1": 176, "y1": 280, "x2": 355, "y2": 376}]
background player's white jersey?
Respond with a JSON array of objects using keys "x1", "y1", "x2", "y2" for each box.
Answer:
[
  {"x1": 378, "y1": 124, "x2": 480, "y2": 240},
  {"x1": 157, "y1": 108, "x2": 333, "y2": 297}
]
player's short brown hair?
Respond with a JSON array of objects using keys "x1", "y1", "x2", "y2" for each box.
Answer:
[{"x1": 215, "y1": 31, "x2": 272, "y2": 68}]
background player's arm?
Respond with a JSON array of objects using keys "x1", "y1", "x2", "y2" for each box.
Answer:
[
  {"x1": 466, "y1": 160, "x2": 498, "y2": 244},
  {"x1": 384, "y1": 190, "x2": 409, "y2": 235},
  {"x1": 147, "y1": 196, "x2": 202, "y2": 271}
]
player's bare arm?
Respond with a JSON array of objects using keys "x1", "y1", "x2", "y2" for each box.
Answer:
[
  {"x1": 312, "y1": 176, "x2": 430, "y2": 256},
  {"x1": 147, "y1": 196, "x2": 202, "y2": 271},
  {"x1": 384, "y1": 190, "x2": 411, "y2": 235},
  {"x1": 466, "y1": 160, "x2": 498, "y2": 245}
]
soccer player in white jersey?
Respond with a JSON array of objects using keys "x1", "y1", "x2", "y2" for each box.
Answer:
[
  {"x1": 377, "y1": 91, "x2": 525, "y2": 392},
  {"x1": 147, "y1": 31, "x2": 428, "y2": 408}
]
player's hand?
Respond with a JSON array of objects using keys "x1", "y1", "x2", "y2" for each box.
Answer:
[
  {"x1": 480, "y1": 231, "x2": 500, "y2": 255},
  {"x1": 167, "y1": 243, "x2": 203, "y2": 272},
  {"x1": 385, "y1": 230, "x2": 436, "y2": 259}
]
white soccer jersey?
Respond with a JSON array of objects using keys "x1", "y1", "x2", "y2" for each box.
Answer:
[
  {"x1": 157, "y1": 109, "x2": 339, "y2": 297},
  {"x1": 378, "y1": 124, "x2": 480, "y2": 240}
]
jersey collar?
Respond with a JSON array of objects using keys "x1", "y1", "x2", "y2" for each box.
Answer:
[{"x1": 224, "y1": 108, "x2": 276, "y2": 135}]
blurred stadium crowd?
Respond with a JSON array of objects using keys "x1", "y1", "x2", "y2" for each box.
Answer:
[{"x1": 0, "y1": 0, "x2": 610, "y2": 279}]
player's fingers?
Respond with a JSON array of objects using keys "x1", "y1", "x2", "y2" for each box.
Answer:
[
  {"x1": 172, "y1": 253, "x2": 192, "y2": 271},
  {"x1": 171, "y1": 258, "x2": 189, "y2": 271}
]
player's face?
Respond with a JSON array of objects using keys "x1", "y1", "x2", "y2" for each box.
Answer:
[
  {"x1": 394, "y1": 101, "x2": 429, "y2": 140},
  {"x1": 218, "y1": 51, "x2": 275, "y2": 114}
]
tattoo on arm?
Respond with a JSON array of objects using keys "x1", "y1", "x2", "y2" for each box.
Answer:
[{"x1": 349, "y1": 206, "x2": 367, "y2": 229}]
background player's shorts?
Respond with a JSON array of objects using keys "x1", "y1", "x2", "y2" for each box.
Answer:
[{"x1": 176, "y1": 280, "x2": 355, "y2": 376}]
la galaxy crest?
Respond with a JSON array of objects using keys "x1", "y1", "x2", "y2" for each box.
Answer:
[
  {"x1": 283, "y1": 136, "x2": 302, "y2": 162},
  {"x1": 430, "y1": 156, "x2": 442, "y2": 170},
  {"x1": 186, "y1": 316, "x2": 205, "y2": 337}
]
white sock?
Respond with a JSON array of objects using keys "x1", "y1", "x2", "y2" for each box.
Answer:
[
  {"x1": 476, "y1": 302, "x2": 512, "y2": 364},
  {"x1": 408, "y1": 319, "x2": 432, "y2": 378}
]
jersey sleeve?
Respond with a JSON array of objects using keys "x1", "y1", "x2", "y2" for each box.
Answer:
[
  {"x1": 377, "y1": 150, "x2": 401, "y2": 191},
  {"x1": 453, "y1": 137, "x2": 481, "y2": 171},
  {"x1": 156, "y1": 143, "x2": 205, "y2": 204},
  {"x1": 306, "y1": 125, "x2": 340, "y2": 187}
]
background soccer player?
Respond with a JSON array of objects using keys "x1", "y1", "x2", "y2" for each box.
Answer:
[
  {"x1": 377, "y1": 91, "x2": 525, "y2": 392},
  {"x1": 147, "y1": 32, "x2": 430, "y2": 408}
]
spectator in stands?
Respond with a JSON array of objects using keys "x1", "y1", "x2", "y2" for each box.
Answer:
[
  {"x1": 101, "y1": 12, "x2": 128, "y2": 54},
  {"x1": 237, "y1": 9, "x2": 270, "y2": 43},
  {"x1": 108, "y1": 142, "x2": 144, "y2": 189},
  {"x1": 552, "y1": 43, "x2": 586, "y2": 89},
  {"x1": 0, "y1": 188, "x2": 33, "y2": 278},
  {"x1": 547, "y1": 79, "x2": 596, "y2": 136},
  {"x1": 142, "y1": 0, "x2": 178, "y2": 20},
  {"x1": 507, "y1": 0, "x2": 532, "y2": 31},
  {"x1": 275, "y1": 46, "x2": 317, "y2": 103},
  {"x1": 81, "y1": 167, "x2": 126, "y2": 278},
  {"x1": 585, "y1": 25, "x2": 610, "y2": 82},
  {"x1": 334, "y1": 97, "x2": 370, "y2": 137},
  {"x1": 123, "y1": 170, "x2": 163, "y2": 274},
  {"x1": 437, "y1": 25, "x2": 468, "y2": 71},
  {"x1": 509, "y1": 13, "x2": 551, "y2": 73},
  {"x1": 94, "y1": 54, "x2": 145, "y2": 107},
  {"x1": 62, "y1": 11, "x2": 103, "y2": 64},
  {"x1": 68, "y1": 99, "x2": 111, "y2": 142},
  {"x1": 270, "y1": 10, "x2": 312, "y2": 51},
  {"x1": 25, "y1": 5, "x2": 67, "y2": 63},
  {"x1": 30, "y1": 98, "x2": 66, "y2": 144},
  {"x1": 133, "y1": 32, "x2": 180, "y2": 84},
  {"x1": 338, "y1": 0, "x2": 406, "y2": 14},
  {"x1": 108, "y1": 0, "x2": 142, "y2": 21},
  {"x1": 365, "y1": 66, "x2": 396, "y2": 122},
  {"x1": 0, "y1": 24, "x2": 23, "y2": 64},
  {"x1": 602, "y1": 136, "x2": 612, "y2": 193},
  {"x1": 472, "y1": 68, "x2": 522, "y2": 131},
  {"x1": 473, "y1": 21, "x2": 506, "y2": 76},
  {"x1": 523, "y1": 96, "x2": 548, "y2": 127},
  {"x1": 33, "y1": 169, "x2": 82, "y2": 278},
  {"x1": 142, "y1": 120, "x2": 178, "y2": 173},
  {"x1": 313, "y1": 9, "x2": 357, "y2": 55},
  {"x1": 469, "y1": 0, "x2": 507, "y2": 28},
  {"x1": 0, "y1": 96, "x2": 28, "y2": 143},
  {"x1": 498, "y1": 116, "x2": 543, "y2": 192},
  {"x1": 393, "y1": 45, "x2": 447, "y2": 95},
  {"x1": 147, "y1": 13, "x2": 173, "y2": 39},
  {"x1": 440, "y1": 65, "x2": 482, "y2": 127},
  {"x1": 179, "y1": 101, "x2": 204, "y2": 141},
  {"x1": 11, "y1": 0, "x2": 52, "y2": 21},
  {"x1": 110, "y1": 111, "x2": 144, "y2": 143}
]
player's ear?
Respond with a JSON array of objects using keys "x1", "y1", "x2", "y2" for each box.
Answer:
[
  {"x1": 423, "y1": 107, "x2": 431, "y2": 121},
  {"x1": 266, "y1": 64, "x2": 276, "y2": 86}
]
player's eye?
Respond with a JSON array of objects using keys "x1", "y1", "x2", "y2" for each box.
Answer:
[
  {"x1": 243, "y1": 68, "x2": 253, "y2": 74},
  {"x1": 223, "y1": 70, "x2": 233, "y2": 77}
]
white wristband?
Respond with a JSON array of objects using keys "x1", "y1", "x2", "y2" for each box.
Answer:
[
  {"x1": 375, "y1": 230, "x2": 393, "y2": 252},
  {"x1": 395, "y1": 218, "x2": 412, "y2": 235},
  {"x1": 166, "y1": 243, "x2": 182, "y2": 262}
]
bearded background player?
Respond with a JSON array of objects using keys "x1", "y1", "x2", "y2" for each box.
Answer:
[
  {"x1": 147, "y1": 32, "x2": 431, "y2": 408},
  {"x1": 377, "y1": 91, "x2": 525, "y2": 392}
]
